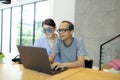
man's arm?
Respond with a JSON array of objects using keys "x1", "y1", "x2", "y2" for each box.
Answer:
[
  {"x1": 62, "y1": 56, "x2": 85, "y2": 68},
  {"x1": 51, "y1": 56, "x2": 85, "y2": 70}
]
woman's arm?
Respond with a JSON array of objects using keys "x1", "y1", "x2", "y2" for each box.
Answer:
[{"x1": 49, "y1": 53, "x2": 56, "y2": 63}]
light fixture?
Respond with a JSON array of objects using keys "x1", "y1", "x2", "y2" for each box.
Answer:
[{"x1": 0, "y1": 0, "x2": 11, "y2": 4}]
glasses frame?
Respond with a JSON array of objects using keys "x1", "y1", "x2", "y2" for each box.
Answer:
[
  {"x1": 42, "y1": 27, "x2": 53, "y2": 33},
  {"x1": 56, "y1": 28, "x2": 71, "y2": 33}
]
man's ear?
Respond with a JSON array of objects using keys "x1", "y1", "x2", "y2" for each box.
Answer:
[{"x1": 70, "y1": 30, "x2": 74, "y2": 35}]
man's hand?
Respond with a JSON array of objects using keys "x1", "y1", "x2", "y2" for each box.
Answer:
[{"x1": 51, "y1": 62, "x2": 64, "y2": 70}]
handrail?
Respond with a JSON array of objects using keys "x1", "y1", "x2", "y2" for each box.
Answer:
[{"x1": 99, "y1": 34, "x2": 120, "y2": 70}]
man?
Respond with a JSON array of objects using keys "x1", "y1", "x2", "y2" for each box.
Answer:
[{"x1": 49, "y1": 21, "x2": 87, "y2": 70}]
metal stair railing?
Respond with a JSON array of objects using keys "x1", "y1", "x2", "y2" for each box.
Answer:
[{"x1": 99, "y1": 34, "x2": 120, "y2": 70}]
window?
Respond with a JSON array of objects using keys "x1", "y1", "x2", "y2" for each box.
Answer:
[
  {"x1": 0, "y1": 10, "x2": 2, "y2": 50},
  {"x1": 12, "y1": 7, "x2": 21, "y2": 52},
  {"x1": 22, "y1": 4, "x2": 34, "y2": 46},
  {"x1": 2, "y1": 9, "x2": 11, "y2": 53},
  {"x1": 0, "y1": 0, "x2": 50, "y2": 54}
]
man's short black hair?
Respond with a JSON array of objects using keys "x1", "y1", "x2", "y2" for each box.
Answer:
[{"x1": 61, "y1": 21, "x2": 74, "y2": 30}]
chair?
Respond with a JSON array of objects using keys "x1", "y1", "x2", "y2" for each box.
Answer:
[{"x1": 85, "y1": 59, "x2": 93, "y2": 68}]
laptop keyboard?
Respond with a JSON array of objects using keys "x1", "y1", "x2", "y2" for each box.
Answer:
[{"x1": 51, "y1": 67, "x2": 67, "y2": 75}]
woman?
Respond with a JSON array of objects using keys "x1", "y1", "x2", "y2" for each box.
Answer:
[{"x1": 34, "y1": 18, "x2": 61, "y2": 62}]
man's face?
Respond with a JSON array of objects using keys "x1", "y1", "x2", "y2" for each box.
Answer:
[{"x1": 57, "y1": 22, "x2": 73, "y2": 41}]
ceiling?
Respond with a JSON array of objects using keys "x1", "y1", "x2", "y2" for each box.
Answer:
[
  {"x1": 0, "y1": 0, "x2": 44, "y2": 9},
  {"x1": 0, "y1": 0, "x2": 11, "y2": 4}
]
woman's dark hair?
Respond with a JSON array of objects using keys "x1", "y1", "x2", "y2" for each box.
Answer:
[
  {"x1": 42, "y1": 18, "x2": 56, "y2": 28},
  {"x1": 61, "y1": 21, "x2": 74, "y2": 30}
]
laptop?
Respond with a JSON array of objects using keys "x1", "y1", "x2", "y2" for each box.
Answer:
[{"x1": 17, "y1": 45, "x2": 67, "y2": 75}]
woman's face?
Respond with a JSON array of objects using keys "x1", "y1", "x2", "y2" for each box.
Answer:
[{"x1": 42, "y1": 24, "x2": 56, "y2": 38}]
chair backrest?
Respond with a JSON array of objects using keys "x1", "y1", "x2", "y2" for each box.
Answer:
[{"x1": 85, "y1": 59, "x2": 93, "y2": 68}]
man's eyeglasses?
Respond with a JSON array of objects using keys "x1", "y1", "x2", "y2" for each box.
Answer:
[
  {"x1": 42, "y1": 27, "x2": 53, "y2": 33},
  {"x1": 57, "y1": 28, "x2": 71, "y2": 33}
]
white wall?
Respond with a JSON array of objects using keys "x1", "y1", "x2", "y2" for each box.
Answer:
[{"x1": 51, "y1": 0, "x2": 75, "y2": 27}]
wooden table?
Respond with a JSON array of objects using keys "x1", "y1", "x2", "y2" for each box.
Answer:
[
  {"x1": 47, "y1": 68, "x2": 120, "y2": 80},
  {"x1": 0, "y1": 54, "x2": 120, "y2": 80}
]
